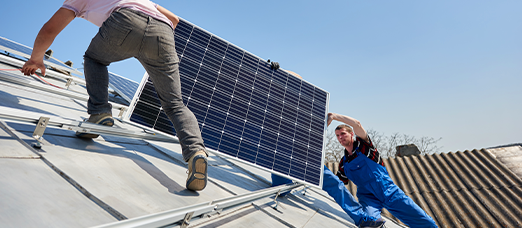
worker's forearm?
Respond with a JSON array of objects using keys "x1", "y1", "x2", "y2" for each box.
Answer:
[
  {"x1": 29, "y1": 8, "x2": 75, "y2": 61},
  {"x1": 331, "y1": 113, "x2": 360, "y2": 127},
  {"x1": 330, "y1": 113, "x2": 368, "y2": 139},
  {"x1": 30, "y1": 31, "x2": 57, "y2": 61}
]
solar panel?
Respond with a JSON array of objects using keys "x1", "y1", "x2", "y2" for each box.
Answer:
[
  {"x1": 108, "y1": 72, "x2": 139, "y2": 103},
  {"x1": 126, "y1": 19, "x2": 329, "y2": 187},
  {"x1": 0, "y1": 36, "x2": 82, "y2": 75}
]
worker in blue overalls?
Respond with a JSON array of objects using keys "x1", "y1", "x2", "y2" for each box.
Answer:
[{"x1": 324, "y1": 113, "x2": 438, "y2": 227}]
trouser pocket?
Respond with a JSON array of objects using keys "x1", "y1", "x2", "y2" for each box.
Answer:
[{"x1": 99, "y1": 12, "x2": 133, "y2": 46}]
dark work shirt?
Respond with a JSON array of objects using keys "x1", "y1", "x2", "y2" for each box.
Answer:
[{"x1": 336, "y1": 136, "x2": 384, "y2": 184}]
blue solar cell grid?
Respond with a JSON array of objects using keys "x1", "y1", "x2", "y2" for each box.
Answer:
[
  {"x1": 0, "y1": 36, "x2": 82, "y2": 75},
  {"x1": 129, "y1": 19, "x2": 328, "y2": 187},
  {"x1": 108, "y1": 72, "x2": 139, "y2": 103}
]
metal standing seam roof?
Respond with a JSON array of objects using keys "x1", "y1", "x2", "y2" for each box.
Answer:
[
  {"x1": 1, "y1": 49, "x2": 520, "y2": 227},
  {"x1": 0, "y1": 49, "x2": 406, "y2": 228},
  {"x1": 329, "y1": 149, "x2": 522, "y2": 228}
]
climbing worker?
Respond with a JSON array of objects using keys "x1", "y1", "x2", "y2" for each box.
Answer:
[
  {"x1": 325, "y1": 112, "x2": 438, "y2": 228},
  {"x1": 20, "y1": 0, "x2": 208, "y2": 191},
  {"x1": 270, "y1": 70, "x2": 387, "y2": 227}
]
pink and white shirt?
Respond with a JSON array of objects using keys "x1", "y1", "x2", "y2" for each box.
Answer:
[{"x1": 62, "y1": 0, "x2": 173, "y2": 28}]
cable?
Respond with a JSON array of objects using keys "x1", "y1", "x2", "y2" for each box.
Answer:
[{"x1": 0, "y1": 68, "x2": 64, "y2": 89}]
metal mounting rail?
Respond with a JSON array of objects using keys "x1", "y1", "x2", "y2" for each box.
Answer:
[
  {"x1": 0, "y1": 39, "x2": 83, "y2": 75},
  {"x1": 0, "y1": 54, "x2": 118, "y2": 97},
  {"x1": 0, "y1": 106, "x2": 178, "y2": 143},
  {"x1": 0, "y1": 64, "x2": 127, "y2": 111},
  {"x1": 0, "y1": 53, "x2": 85, "y2": 84},
  {"x1": 92, "y1": 183, "x2": 304, "y2": 228}
]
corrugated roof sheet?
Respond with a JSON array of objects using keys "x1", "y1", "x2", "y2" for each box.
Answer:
[
  {"x1": 488, "y1": 145, "x2": 522, "y2": 179},
  {"x1": 329, "y1": 149, "x2": 522, "y2": 228}
]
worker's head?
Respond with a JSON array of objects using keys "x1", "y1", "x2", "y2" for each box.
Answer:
[{"x1": 335, "y1": 124, "x2": 354, "y2": 148}]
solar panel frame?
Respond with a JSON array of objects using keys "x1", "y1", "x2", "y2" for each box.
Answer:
[
  {"x1": 124, "y1": 18, "x2": 329, "y2": 188},
  {"x1": 0, "y1": 36, "x2": 83, "y2": 75}
]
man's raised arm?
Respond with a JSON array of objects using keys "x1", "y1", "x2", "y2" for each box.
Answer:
[{"x1": 327, "y1": 113, "x2": 369, "y2": 142}]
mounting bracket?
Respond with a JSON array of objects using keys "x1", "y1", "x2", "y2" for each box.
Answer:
[
  {"x1": 180, "y1": 211, "x2": 194, "y2": 228},
  {"x1": 32, "y1": 116, "x2": 50, "y2": 149}
]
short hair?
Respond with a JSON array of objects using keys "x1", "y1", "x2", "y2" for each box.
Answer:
[{"x1": 335, "y1": 124, "x2": 353, "y2": 133}]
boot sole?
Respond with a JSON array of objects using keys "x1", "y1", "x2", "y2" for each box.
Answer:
[{"x1": 186, "y1": 155, "x2": 207, "y2": 191}]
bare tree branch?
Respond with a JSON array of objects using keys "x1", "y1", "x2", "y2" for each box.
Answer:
[{"x1": 324, "y1": 128, "x2": 443, "y2": 159}]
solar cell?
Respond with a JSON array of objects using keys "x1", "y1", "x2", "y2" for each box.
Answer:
[
  {"x1": 126, "y1": 19, "x2": 329, "y2": 187},
  {"x1": 108, "y1": 72, "x2": 139, "y2": 103},
  {"x1": 0, "y1": 36, "x2": 82, "y2": 75}
]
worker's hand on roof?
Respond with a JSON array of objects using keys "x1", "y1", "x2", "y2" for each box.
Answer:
[{"x1": 21, "y1": 59, "x2": 46, "y2": 76}]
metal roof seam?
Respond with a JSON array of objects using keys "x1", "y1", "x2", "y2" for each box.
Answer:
[
  {"x1": 0, "y1": 120, "x2": 128, "y2": 221},
  {"x1": 208, "y1": 178, "x2": 238, "y2": 196},
  {"x1": 285, "y1": 193, "x2": 358, "y2": 228},
  {"x1": 206, "y1": 153, "x2": 272, "y2": 186},
  {"x1": 251, "y1": 203, "x2": 298, "y2": 228},
  {"x1": 0, "y1": 156, "x2": 40, "y2": 159},
  {"x1": 145, "y1": 142, "x2": 188, "y2": 167},
  {"x1": 0, "y1": 121, "x2": 42, "y2": 158}
]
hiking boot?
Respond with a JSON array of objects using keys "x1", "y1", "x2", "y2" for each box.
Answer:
[
  {"x1": 186, "y1": 150, "x2": 208, "y2": 191},
  {"x1": 76, "y1": 112, "x2": 114, "y2": 138},
  {"x1": 359, "y1": 218, "x2": 385, "y2": 228}
]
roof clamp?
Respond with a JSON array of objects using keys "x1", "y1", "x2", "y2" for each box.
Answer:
[
  {"x1": 296, "y1": 186, "x2": 311, "y2": 196},
  {"x1": 180, "y1": 211, "x2": 194, "y2": 228},
  {"x1": 202, "y1": 208, "x2": 221, "y2": 218},
  {"x1": 202, "y1": 204, "x2": 222, "y2": 218},
  {"x1": 118, "y1": 107, "x2": 127, "y2": 118},
  {"x1": 32, "y1": 116, "x2": 50, "y2": 149},
  {"x1": 65, "y1": 78, "x2": 74, "y2": 89},
  {"x1": 272, "y1": 190, "x2": 285, "y2": 211}
]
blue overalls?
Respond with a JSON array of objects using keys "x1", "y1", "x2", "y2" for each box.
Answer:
[
  {"x1": 342, "y1": 151, "x2": 438, "y2": 228},
  {"x1": 322, "y1": 164, "x2": 376, "y2": 225}
]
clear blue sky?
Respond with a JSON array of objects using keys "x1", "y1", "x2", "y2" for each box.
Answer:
[{"x1": 2, "y1": 0, "x2": 521, "y2": 152}]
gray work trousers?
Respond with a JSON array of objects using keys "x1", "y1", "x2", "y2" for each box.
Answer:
[{"x1": 83, "y1": 8, "x2": 206, "y2": 161}]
